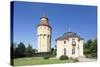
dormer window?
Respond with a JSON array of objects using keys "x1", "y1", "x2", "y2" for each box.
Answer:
[
  {"x1": 64, "y1": 41, "x2": 66, "y2": 44},
  {"x1": 72, "y1": 38, "x2": 76, "y2": 46}
]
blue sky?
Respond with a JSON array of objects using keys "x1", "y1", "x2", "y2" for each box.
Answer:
[{"x1": 13, "y1": 1, "x2": 97, "y2": 48}]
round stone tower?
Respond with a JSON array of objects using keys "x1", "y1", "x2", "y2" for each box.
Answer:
[{"x1": 37, "y1": 15, "x2": 52, "y2": 52}]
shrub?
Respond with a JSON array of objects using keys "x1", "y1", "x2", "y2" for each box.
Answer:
[
  {"x1": 43, "y1": 56, "x2": 50, "y2": 59},
  {"x1": 59, "y1": 55, "x2": 69, "y2": 60}
]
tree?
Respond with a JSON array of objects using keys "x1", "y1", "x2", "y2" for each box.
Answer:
[
  {"x1": 84, "y1": 38, "x2": 97, "y2": 58},
  {"x1": 50, "y1": 48, "x2": 56, "y2": 57},
  {"x1": 32, "y1": 49, "x2": 37, "y2": 55},
  {"x1": 84, "y1": 40, "x2": 92, "y2": 55},
  {"x1": 90, "y1": 39, "x2": 97, "y2": 58},
  {"x1": 51, "y1": 48, "x2": 54, "y2": 54},
  {"x1": 10, "y1": 42, "x2": 14, "y2": 66},
  {"x1": 86, "y1": 40, "x2": 92, "y2": 48},
  {"x1": 15, "y1": 42, "x2": 26, "y2": 58},
  {"x1": 25, "y1": 44, "x2": 33, "y2": 57}
]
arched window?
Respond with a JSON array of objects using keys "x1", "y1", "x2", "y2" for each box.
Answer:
[
  {"x1": 64, "y1": 48, "x2": 66, "y2": 55},
  {"x1": 72, "y1": 47, "x2": 75, "y2": 55},
  {"x1": 43, "y1": 35, "x2": 45, "y2": 39},
  {"x1": 43, "y1": 34, "x2": 46, "y2": 39},
  {"x1": 48, "y1": 35, "x2": 49, "y2": 38}
]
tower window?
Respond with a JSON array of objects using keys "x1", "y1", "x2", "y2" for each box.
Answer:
[
  {"x1": 43, "y1": 35, "x2": 45, "y2": 39},
  {"x1": 64, "y1": 41, "x2": 66, "y2": 44},
  {"x1": 48, "y1": 35, "x2": 50, "y2": 38}
]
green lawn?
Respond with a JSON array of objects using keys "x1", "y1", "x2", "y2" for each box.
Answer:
[{"x1": 14, "y1": 57, "x2": 73, "y2": 66}]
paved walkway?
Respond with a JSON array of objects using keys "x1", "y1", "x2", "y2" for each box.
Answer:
[{"x1": 78, "y1": 57, "x2": 97, "y2": 62}]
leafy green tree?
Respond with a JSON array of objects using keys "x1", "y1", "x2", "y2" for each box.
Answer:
[
  {"x1": 90, "y1": 39, "x2": 97, "y2": 58},
  {"x1": 25, "y1": 44, "x2": 33, "y2": 57},
  {"x1": 10, "y1": 42, "x2": 14, "y2": 66},
  {"x1": 51, "y1": 48, "x2": 54, "y2": 54},
  {"x1": 86, "y1": 40, "x2": 92, "y2": 48},
  {"x1": 50, "y1": 48, "x2": 56, "y2": 57},
  {"x1": 84, "y1": 38, "x2": 97, "y2": 58},
  {"x1": 32, "y1": 49, "x2": 37, "y2": 56},
  {"x1": 15, "y1": 42, "x2": 26, "y2": 58}
]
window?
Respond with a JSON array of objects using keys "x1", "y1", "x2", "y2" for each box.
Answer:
[
  {"x1": 72, "y1": 47, "x2": 75, "y2": 55},
  {"x1": 64, "y1": 41, "x2": 66, "y2": 44},
  {"x1": 72, "y1": 38, "x2": 75, "y2": 40},
  {"x1": 64, "y1": 48, "x2": 66, "y2": 55},
  {"x1": 43, "y1": 35, "x2": 45, "y2": 39},
  {"x1": 78, "y1": 44, "x2": 79, "y2": 49},
  {"x1": 72, "y1": 38, "x2": 76, "y2": 46},
  {"x1": 48, "y1": 35, "x2": 49, "y2": 38}
]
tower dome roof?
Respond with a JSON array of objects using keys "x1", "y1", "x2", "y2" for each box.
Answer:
[
  {"x1": 39, "y1": 15, "x2": 49, "y2": 25},
  {"x1": 40, "y1": 15, "x2": 48, "y2": 21},
  {"x1": 37, "y1": 15, "x2": 51, "y2": 29}
]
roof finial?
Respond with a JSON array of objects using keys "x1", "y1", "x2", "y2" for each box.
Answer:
[
  {"x1": 40, "y1": 13, "x2": 49, "y2": 21},
  {"x1": 68, "y1": 25, "x2": 70, "y2": 32},
  {"x1": 42, "y1": 13, "x2": 47, "y2": 18},
  {"x1": 66, "y1": 24, "x2": 70, "y2": 32}
]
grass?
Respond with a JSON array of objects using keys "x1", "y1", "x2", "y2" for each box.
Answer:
[{"x1": 14, "y1": 57, "x2": 73, "y2": 66}]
